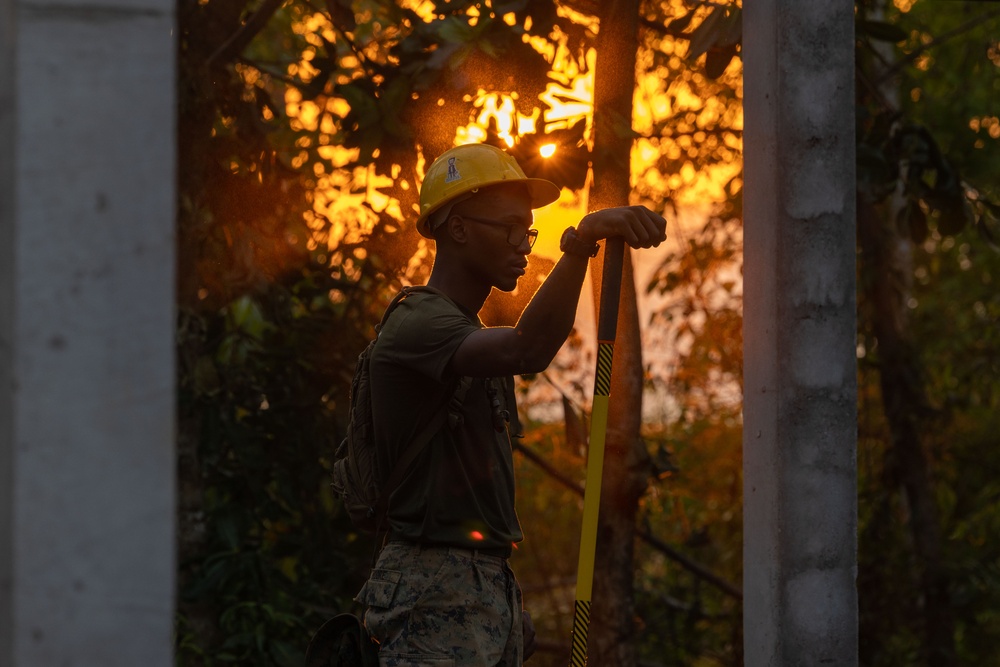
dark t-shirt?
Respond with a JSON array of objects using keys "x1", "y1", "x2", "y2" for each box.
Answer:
[{"x1": 369, "y1": 290, "x2": 523, "y2": 550}]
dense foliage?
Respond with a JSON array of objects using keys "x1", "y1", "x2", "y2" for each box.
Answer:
[
  {"x1": 175, "y1": 1, "x2": 1000, "y2": 665},
  {"x1": 854, "y1": 3, "x2": 1000, "y2": 665}
]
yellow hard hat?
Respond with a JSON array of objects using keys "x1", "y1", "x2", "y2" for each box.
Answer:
[{"x1": 416, "y1": 143, "x2": 561, "y2": 238}]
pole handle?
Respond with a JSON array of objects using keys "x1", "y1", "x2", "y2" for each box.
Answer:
[{"x1": 597, "y1": 237, "x2": 624, "y2": 341}]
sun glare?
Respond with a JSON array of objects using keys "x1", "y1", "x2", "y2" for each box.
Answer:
[{"x1": 284, "y1": 1, "x2": 742, "y2": 265}]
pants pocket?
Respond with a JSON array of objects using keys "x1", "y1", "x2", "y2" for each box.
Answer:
[{"x1": 356, "y1": 568, "x2": 402, "y2": 609}]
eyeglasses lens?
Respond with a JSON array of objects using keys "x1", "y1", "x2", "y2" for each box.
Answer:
[{"x1": 507, "y1": 227, "x2": 538, "y2": 248}]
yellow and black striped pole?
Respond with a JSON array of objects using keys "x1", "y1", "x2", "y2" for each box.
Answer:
[{"x1": 570, "y1": 236, "x2": 625, "y2": 666}]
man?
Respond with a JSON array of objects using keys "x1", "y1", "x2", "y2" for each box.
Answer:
[{"x1": 355, "y1": 143, "x2": 665, "y2": 666}]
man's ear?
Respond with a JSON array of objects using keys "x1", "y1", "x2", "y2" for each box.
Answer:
[{"x1": 444, "y1": 214, "x2": 469, "y2": 245}]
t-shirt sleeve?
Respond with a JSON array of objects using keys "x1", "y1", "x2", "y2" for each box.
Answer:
[{"x1": 382, "y1": 294, "x2": 480, "y2": 382}]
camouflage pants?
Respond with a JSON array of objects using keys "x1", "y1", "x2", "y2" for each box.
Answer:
[{"x1": 355, "y1": 541, "x2": 523, "y2": 667}]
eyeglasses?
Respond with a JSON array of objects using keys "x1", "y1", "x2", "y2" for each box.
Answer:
[{"x1": 460, "y1": 214, "x2": 538, "y2": 249}]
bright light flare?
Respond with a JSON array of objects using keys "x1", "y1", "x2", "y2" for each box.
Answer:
[{"x1": 539, "y1": 143, "x2": 557, "y2": 158}]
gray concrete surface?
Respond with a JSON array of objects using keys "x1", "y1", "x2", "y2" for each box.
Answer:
[
  {"x1": 742, "y1": 1, "x2": 859, "y2": 664},
  {"x1": 0, "y1": 0, "x2": 176, "y2": 663}
]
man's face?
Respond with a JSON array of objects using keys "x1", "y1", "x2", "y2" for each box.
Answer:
[{"x1": 452, "y1": 183, "x2": 534, "y2": 293}]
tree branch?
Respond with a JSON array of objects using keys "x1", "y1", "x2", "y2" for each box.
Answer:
[
  {"x1": 513, "y1": 440, "x2": 585, "y2": 497},
  {"x1": 639, "y1": 0, "x2": 738, "y2": 37},
  {"x1": 512, "y1": 441, "x2": 742, "y2": 599},
  {"x1": 637, "y1": 527, "x2": 742, "y2": 599},
  {"x1": 236, "y1": 55, "x2": 301, "y2": 88},
  {"x1": 638, "y1": 128, "x2": 743, "y2": 141},
  {"x1": 857, "y1": 67, "x2": 902, "y2": 120},
  {"x1": 875, "y1": 6, "x2": 1000, "y2": 86},
  {"x1": 209, "y1": 0, "x2": 288, "y2": 67}
]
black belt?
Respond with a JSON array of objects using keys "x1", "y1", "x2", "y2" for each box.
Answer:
[
  {"x1": 470, "y1": 544, "x2": 513, "y2": 559},
  {"x1": 388, "y1": 539, "x2": 512, "y2": 559}
]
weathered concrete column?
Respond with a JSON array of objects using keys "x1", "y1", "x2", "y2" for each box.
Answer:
[
  {"x1": 742, "y1": 1, "x2": 857, "y2": 665},
  {"x1": 0, "y1": 0, "x2": 176, "y2": 663}
]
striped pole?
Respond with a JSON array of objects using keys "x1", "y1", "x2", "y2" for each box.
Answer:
[{"x1": 569, "y1": 236, "x2": 625, "y2": 666}]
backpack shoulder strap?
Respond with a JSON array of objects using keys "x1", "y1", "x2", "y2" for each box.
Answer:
[
  {"x1": 369, "y1": 285, "x2": 469, "y2": 543},
  {"x1": 374, "y1": 285, "x2": 452, "y2": 335},
  {"x1": 375, "y1": 286, "x2": 416, "y2": 333}
]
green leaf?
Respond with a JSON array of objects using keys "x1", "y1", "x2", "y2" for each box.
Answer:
[
  {"x1": 425, "y1": 41, "x2": 463, "y2": 71},
  {"x1": 477, "y1": 38, "x2": 498, "y2": 58},
  {"x1": 858, "y1": 19, "x2": 908, "y2": 44},
  {"x1": 337, "y1": 84, "x2": 379, "y2": 123},
  {"x1": 665, "y1": 11, "x2": 695, "y2": 37},
  {"x1": 687, "y1": 7, "x2": 726, "y2": 61},
  {"x1": 229, "y1": 295, "x2": 270, "y2": 339},
  {"x1": 438, "y1": 16, "x2": 475, "y2": 44},
  {"x1": 938, "y1": 198, "x2": 973, "y2": 236},
  {"x1": 705, "y1": 44, "x2": 738, "y2": 79},
  {"x1": 687, "y1": 6, "x2": 741, "y2": 63}
]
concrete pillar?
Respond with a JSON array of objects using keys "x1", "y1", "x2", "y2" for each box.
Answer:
[
  {"x1": 0, "y1": 0, "x2": 176, "y2": 662},
  {"x1": 742, "y1": 1, "x2": 858, "y2": 665}
]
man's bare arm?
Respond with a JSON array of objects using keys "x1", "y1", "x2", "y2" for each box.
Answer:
[{"x1": 449, "y1": 205, "x2": 666, "y2": 378}]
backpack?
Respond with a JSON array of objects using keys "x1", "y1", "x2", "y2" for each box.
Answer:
[{"x1": 331, "y1": 286, "x2": 452, "y2": 533}]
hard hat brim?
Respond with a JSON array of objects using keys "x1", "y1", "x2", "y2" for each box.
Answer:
[{"x1": 416, "y1": 177, "x2": 561, "y2": 238}]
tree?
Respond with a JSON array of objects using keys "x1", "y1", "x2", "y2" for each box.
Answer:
[
  {"x1": 586, "y1": 4, "x2": 645, "y2": 666},
  {"x1": 855, "y1": 2, "x2": 1000, "y2": 664},
  {"x1": 640, "y1": 2, "x2": 1000, "y2": 665}
]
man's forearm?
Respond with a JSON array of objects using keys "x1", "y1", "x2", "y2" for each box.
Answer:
[{"x1": 513, "y1": 252, "x2": 592, "y2": 368}]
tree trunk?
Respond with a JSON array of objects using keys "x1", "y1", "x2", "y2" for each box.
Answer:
[
  {"x1": 858, "y1": 198, "x2": 955, "y2": 666},
  {"x1": 588, "y1": 2, "x2": 646, "y2": 665},
  {"x1": 857, "y1": 1, "x2": 955, "y2": 658}
]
